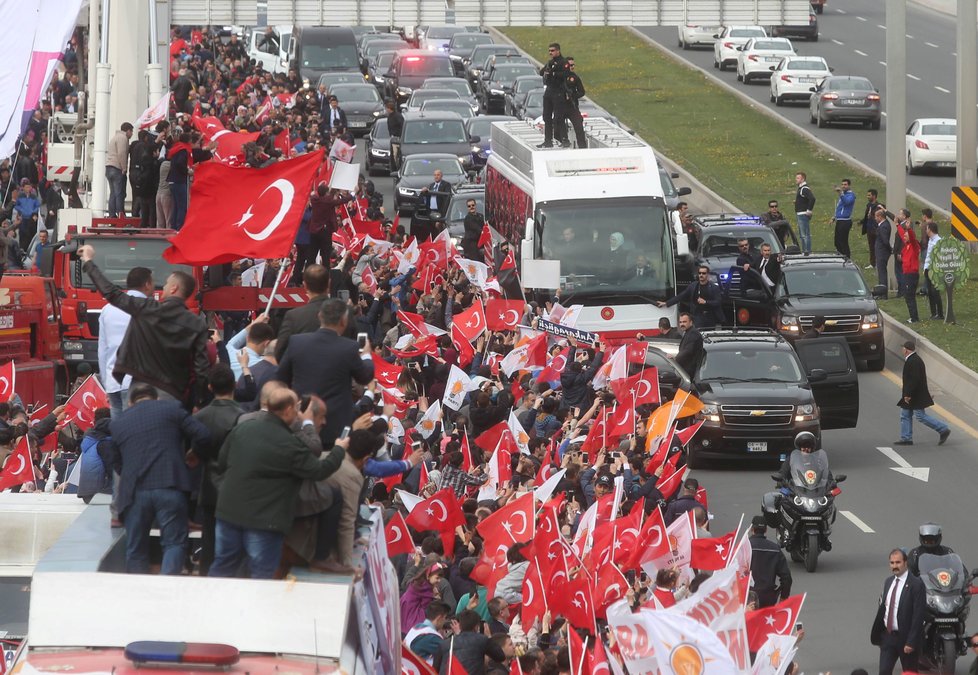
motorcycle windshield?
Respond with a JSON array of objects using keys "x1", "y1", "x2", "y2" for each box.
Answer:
[
  {"x1": 919, "y1": 553, "x2": 967, "y2": 594},
  {"x1": 790, "y1": 449, "x2": 829, "y2": 492}
]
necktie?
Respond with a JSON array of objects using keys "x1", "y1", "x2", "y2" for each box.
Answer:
[
  {"x1": 638, "y1": 268, "x2": 643, "y2": 276},
  {"x1": 886, "y1": 578, "x2": 899, "y2": 631},
  {"x1": 761, "y1": 258, "x2": 768, "y2": 271}
]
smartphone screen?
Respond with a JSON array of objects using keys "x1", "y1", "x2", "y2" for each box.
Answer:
[
  {"x1": 339, "y1": 426, "x2": 351, "y2": 440},
  {"x1": 357, "y1": 332, "x2": 368, "y2": 349}
]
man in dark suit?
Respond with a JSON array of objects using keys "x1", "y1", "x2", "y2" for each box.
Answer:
[
  {"x1": 874, "y1": 207, "x2": 893, "y2": 292},
  {"x1": 896, "y1": 340, "x2": 950, "y2": 446},
  {"x1": 871, "y1": 548, "x2": 926, "y2": 674},
  {"x1": 627, "y1": 254, "x2": 656, "y2": 281},
  {"x1": 275, "y1": 264, "x2": 329, "y2": 361},
  {"x1": 277, "y1": 298, "x2": 374, "y2": 446},
  {"x1": 756, "y1": 243, "x2": 782, "y2": 289},
  {"x1": 107, "y1": 383, "x2": 211, "y2": 575},
  {"x1": 416, "y1": 169, "x2": 452, "y2": 241},
  {"x1": 657, "y1": 265, "x2": 724, "y2": 328},
  {"x1": 323, "y1": 95, "x2": 348, "y2": 131},
  {"x1": 735, "y1": 238, "x2": 760, "y2": 271},
  {"x1": 674, "y1": 312, "x2": 704, "y2": 376}
]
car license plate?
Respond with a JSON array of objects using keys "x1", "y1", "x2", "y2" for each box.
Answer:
[
  {"x1": 799, "y1": 77, "x2": 816, "y2": 83},
  {"x1": 747, "y1": 442, "x2": 768, "y2": 453},
  {"x1": 766, "y1": 57, "x2": 781, "y2": 62},
  {"x1": 937, "y1": 161, "x2": 955, "y2": 167},
  {"x1": 842, "y1": 99, "x2": 861, "y2": 105},
  {"x1": 350, "y1": 121, "x2": 367, "y2": 127}
]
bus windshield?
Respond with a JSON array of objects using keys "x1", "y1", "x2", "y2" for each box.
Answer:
[{"x1": 537, "y1": 197, "x2": 674, "y2": 302}]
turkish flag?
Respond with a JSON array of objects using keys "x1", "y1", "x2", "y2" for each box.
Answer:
[
  {"x1": 531, "y1": 508, "x2": 563, "y2": 575},
  {"x1": 164, "y1": 150, "x2": 325, "y2": 266},
  {"x1": 405, "y1": 488, "x2": 465, "y2": 533},
  {"x1": 486, "y1": 299, "x2": 525, "y2": 331},
  {"x1": 402, "y1": 645, "x2": 438, "y2": 675},
  {"x1": 625, "y1": 341, "x2": 649, "y2": 364},
  {"x1": 474, "y1": 421, "x2": 509, "y2": 454},
  {"x1": 745, "y1": 594, "x2": 806, "y2": 651},
  {"x1": 274, "y1": 129, "x2": 291, "y2": 157},
  {"x1": 0, "y1": 360, "x2": 15, "y2": 403},
  {"x1": 419, "y1": 239, "x2": 452, "y2": 271},
  {"x1": 594, "y1": 559, "x2": 629, "y2": 619},
  {"x1": 536, "y1": 346, "x2": 570, "y2": 385},
  {"x1": 580, "y1": 409, "x2": 610, "y2": 454},
  {"x1": 63, "y1": 375, "x2": 109, "y2": 431},
  {"x1": 555, "y1": 573, "x2": 597, "y2": 632},
  {"x1": 211, "y1": 129, "x2": 262, "y2": 166},
  {"x1": 451, "y1": 323, "x2": 475, "y2": 369},
  {"x1": 459, "y1": 432, "x2": 474, "y2": 472},
  {"x1": 361, "y1": 264, "x2": 378, "y2": 294},
  {"x1": 676, "y1": 420, "x2": 705, "y2": 447},
  {"x1": 384, "y1": 511, "x2": 414, "y2": 557},
  {"x1": 471, "y1": 542, "x2": 510, "y2": 598},
  {"x1": 500, "y1": 333, "x2": 549, "y2": 377},
  {"x1": 691, "y1": 530, "x2": 738, "y2": 570},
  {"x1": 191, "y1": 113, "x2": 225, "y2": 139},
  {"x1": 610, "y1": 368, "x2": 660, "y2": 407},
  {"x1": 477, "y1": 492, "x2": 535, "y2": 549},
  {"x1": 371, "y1": 354, "x2": 403, "y2": 389},
  {"x1": 388, "y1": 334, "x2": 440, "y2": 359},
  {"x1": 350, "y1": 216, "x2": 385, "y2": 240},
  {"x1": 454, "y1": 301, "x2": 487, "y2": 341},
  {"x1": 0, "y1": 437, "x2": 35, "y2": 491},
  {"x1": 396, "y1": 310, "x2": 431, "y2": 338},
  {"x1": 499, "y1": 249, "x2": 517, "y2": 271},
  {"x1": 655, "y1": 454, "x2": 687, "y2": 501},
  {"x1": 566, "y1": 614, "x2": 592, "y2": 675},
  {"x1": 521, "y1": 558, "x2": 548, "y2": 629},
  {"x1": 606, "y1": 403, "x2": 635, "y2": 439},
  {"x1": 627, "y1": 505, "x2": 671, "y2": 570}
]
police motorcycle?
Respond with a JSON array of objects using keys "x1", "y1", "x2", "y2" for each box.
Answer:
[
  {"x1": 763, "y1": 446, "x2": 845, "y2": 573},
  {"x1": 917, "y1": 552, "x2": 978, "y2": 674}
]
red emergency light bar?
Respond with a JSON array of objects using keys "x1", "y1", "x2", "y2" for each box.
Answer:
[{"x1": 124, "y1": 641, "x2": 240, "y2": 666}]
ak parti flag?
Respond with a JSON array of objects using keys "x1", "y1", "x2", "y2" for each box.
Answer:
[{"x1": 164, "y1": 150, "x2": 325, "y2": 266}]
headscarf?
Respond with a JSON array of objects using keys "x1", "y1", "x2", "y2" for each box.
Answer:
[{"x1": 610, "y1": 232, "x2": 625, "y2": 251}]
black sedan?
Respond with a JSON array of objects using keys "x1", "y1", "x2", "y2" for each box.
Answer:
[
  {"x1": 330, "y1": 83, "x2": 385, "y2": 135},
  {"x1": 391, "y1": 111, "x2": 476, "y2": 171},
  {"x1": 465, "y1": 115, "x2": 516, "y2": 167},
  {"x1": 365, "y1": 118, "x2": 392, "y2": 175},
  {"x1": 393, "y1": 153, "x2": 466, "y2": 215}
]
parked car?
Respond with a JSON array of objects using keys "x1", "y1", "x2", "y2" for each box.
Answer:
[{"x1": 808, "y1": 75, "x2": 881, "y2": 129}]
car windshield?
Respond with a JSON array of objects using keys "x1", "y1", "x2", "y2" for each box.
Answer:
[
  {"x1": 921, "y1": 123, "x2": 956, "y2": 135},
  {"x1": 400, "y1": 56, "x2": 454, "y2": 77},
  {"x1": 526, "y1": 91, "x2": 544, "y2": 107},
  {"x1": 318, "y1": 72, "x2": 363, "y2": 88},
  {"x1": 376, "y1": 52, "x2": 396, "y2": 70},
  {"x1": 537, "y1": 197, "x2": 674, "y2": 301},
  {"x1": 402, "y1": 119, "x2": 468, "y2": 143},
  {"x1": 826, "y1": 78, "x2": 873, "y2": 91},
  {"x1": 332, "y1": 85, "x2": 381, "y2": 102},
  {"x1": 467, "y1": 118, "x2": 494, "y2": 138},
  {"x1": 302, "y1": 44, "x2": 359, "y2": 71},
  {"x1": 470, "y1": 47, "x2": 510, "y2": 64},
  {"x1": 787, "y1": 60, "x2": 827, "y2": 71},
  {"x1": 658, "y1": 167, "x2": 678, "y2": 199},
  {"x1": 698, "y1": 347, "x2": 803, "y2": 383},
  {"x1": 753, "y1": 40, "x2": 791, "y2": 50},
  {"x1": 403, "y1": 157, "x2": 464, "y2": 177},
  {"x1": 365, "y1": 41, "x2": 405, "y2": 59},
  {"x1": 918, "y1": 554, "x2": 968, "y2": 593},
  {"x1": 426, "y1": 27, "x2": 460, "y2": 39},
  {"x1": 781, "y1": 268, "x2": 869, "y2": 297},
  {"x1": 516, "y1": 78, "x2": 543, "y2": 94},
  {"x1": 730, "y1": 28, "x2": 766, "y2": 37},
  {"x1": 452, "y1": 34, "x2": 491, "y2": 49},
  {"x1": 449, "y1": 193, "x2": 485, "y2": 220},
  {"x1": 423, "y1": 80, "x2": 472, "y2": 96},
  {"x1": 72, "y1": 238, "x2": 191, "y2": 290},
  {"x1": 700, "y1": 230, "x2": 782, "y2": 256},
  {"x1": 411, "y1": 90, "x2": 460, "y2": 106}
]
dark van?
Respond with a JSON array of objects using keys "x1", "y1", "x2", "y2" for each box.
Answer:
[
  {"x1": 387, "y1": 49, "x2": 457, "y2": 104},
  {"x1": 290, "y1": 26, "x2": 360, "y2": 85}
]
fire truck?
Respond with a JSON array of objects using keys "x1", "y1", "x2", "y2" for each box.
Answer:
[{"x1": 35, "y1": 216, "x2": 308, "y2": 379}]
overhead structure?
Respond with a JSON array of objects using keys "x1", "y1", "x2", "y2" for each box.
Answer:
[{"x1": 168, "y1": 0, "x2": 812, "y2": 25}]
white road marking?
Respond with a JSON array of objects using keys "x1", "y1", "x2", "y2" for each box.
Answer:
[
  {"x1": 881, "y1": 111, "x2": 887, "y2": 116},
  {"x1": 840, "y1": 510, "x2": 875, "y2": 533},
  {"x1": 935, "y1": 86, "x2": 951, "y2": 93},
  {"x1": 907, "y1": 73, "x2": 921, "y2": 81},
  {"x1": 854, "y1": 49, "x2": 868, "y2": 56},
  {"x1": 831, "y1": 39, "x2": 845, "y2": 45},
  {"x1": 879, "y1": 61, "x2": 887, "y2": 66},
  {"x1": 877, "y1": 24, "x2": 887, "y2": 29},
  {"x1": 877, "y1": 446, "x2": 930, "y2": 482},
  {"x1": 926, "y1": 42, "x2": 940, "y2": 48},
  {"x1": 836, "y1": 8, "x2": 846, "y2": 13},
  {"x1": 906, "y1": 34, "x2": 914, "y2": 39},
  {"x1": 857, "y1": 16, "x2": 867, "y2": 21}
]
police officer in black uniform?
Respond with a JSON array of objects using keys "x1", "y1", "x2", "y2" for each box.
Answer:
[
  {"x1": 749, "y1": 515, "x2": 793, "y2": 608},
  {"x1": 562, "y1": 56, "x2": 587, "y2": 149},
  {"x1": 538, "y1": 43, "x2": 570, "y2": 148}
]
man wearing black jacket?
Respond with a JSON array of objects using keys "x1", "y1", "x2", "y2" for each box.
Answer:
[
  {"x1": 78, "y1": 245, "x2": 210, "y2": 408},
  {"x1": 537, "y1": 43, "x2": 570, "y2": 148},
  {"x1": 560, "y1": 338, "x2": 605, "y2": 412},
  {"x1": 862, "y1": 188, "x2": 882, "y2": 269},
  {"x1": 658, "y1": 265, "x2": 724, "y2": 328},
  {"x1": 871, "y1": 548, "x2": 926, "y2": 674},
  {"x1": 794, "y1": 171, "x2": 816, "y2": 254},
  {"x1": 562, "y1": 57, "x2": 587, "y2": 148},
  {"x1": 896, "y1": 341, "x2": 950, "y2": 446},
  {"x1": 674, "y1": 312, "x2": 704, "y2": 376},
  {"x1": 748, "y1": 516, "x2": 792, "y2": 607},
  {"x1": 433, "y1": 610, "x2": 507, "y2": 675},
  {"x1": 275, "y1": 264, "x2": 330, "y2": 361}
]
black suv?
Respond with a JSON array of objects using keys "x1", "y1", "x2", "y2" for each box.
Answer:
[
  {"x1": 644, "y1": 329, "x2": 859, "y2": 467},
  {"x1": 722, "y1": 253, "x2": 885, "y2": 371}
]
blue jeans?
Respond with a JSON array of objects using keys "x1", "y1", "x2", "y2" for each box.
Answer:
[
  {"x1": 106, "y1": 166, "x2": 127, "y2": 217},
  {"x1": 900, "y1": 407, "x2": 949, "y2": 442},
  {"x1": 124, "y1": 488, "x2": 188, "y2": 575},
  {"x1": 796, "y1": 213, "x2": 812, "y2": 254},
  {"x1": 209, "y1": 519, "x2": 284, "y2": 579},
  {"x1": 108, "y1": 389, "x2": 129, "y2": 419},
  {"x1": 170, "y1": 182, "x2": 188, "y2": 230}
]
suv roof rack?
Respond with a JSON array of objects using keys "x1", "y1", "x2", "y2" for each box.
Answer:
[
  {"x1": 781, "y1": 253, "x2": 851, "y2": 266},
  {"x1": 700, "y1": 328, "x2": 787, "y2": 344}
]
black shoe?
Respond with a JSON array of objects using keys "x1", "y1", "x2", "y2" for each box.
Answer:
[
  {"x1": 939, "y1": 429, "x2": 951, "y2": 445},
  {"x1": 559, "y1": 140, "x2": 572, "y2": 148},
  {"x1": 894, "y1": 440, "x2": 913, "y2": 446},
  {"x1": 536, "y1": 142, "x2": 554, "y2": 148}
]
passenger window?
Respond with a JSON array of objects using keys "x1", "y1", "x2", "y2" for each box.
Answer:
[{"x1": 796, "y1": 342, "x2": 848, "y2": 375}]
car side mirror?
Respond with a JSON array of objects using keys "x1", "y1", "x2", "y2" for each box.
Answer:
[
  {"x1": 808, "y1": 368, "x2": 827, "y2": 383},
  {"x1": 835, "y1": 474, "x2": 847, "y2": 483},
  {"x1": 469, "y1": 135, "x2": 481, "y2": 143},
  {"x1": 670, "y1": 172, "x2": 680, "y2": 179},
  {"x1": 770, "y1": 474, "x2": 783, "y2": 482},
  {"x1": 829, "y1": 67, "x2": 835, "y2": 72},
  {"x1": 678, "y1": 186, "x2": 692, "y2": 196},
  {"x1": 972, "y1": 568, "x2": 978, "y2": 579},
  {"x1": 713, "y1": 33, "x2": 721, "y2": 39},
  {"x1": 769, "y1": 66, "x2": 777, "y2": 71},
  {"x1": 391, "y1": 172, "x2": 400, "y2": 180},
  {"x1": 735, "y1": 46, "x2": 743, "y2": 51},
  {"x1": 809, "y1": 87, "x2": 817, "y2": 93},
  {"x1": 360, "y1": 59, "x2": 369, "y2": 74}
]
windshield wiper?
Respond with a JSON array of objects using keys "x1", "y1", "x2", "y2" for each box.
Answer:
[
  {"x1": 750, "y1": 377, "x2": 794, "y2": 382},
  {"x1": 700, "y1": 376, "x2": 751, "y2": 382},
  {"x1": 791, "y1": 291, "x2": 857, "y2": 298}
]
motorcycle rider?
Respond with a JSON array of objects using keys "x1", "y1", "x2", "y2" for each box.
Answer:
[
  {"x1": 907, "y1": 523, "x2": 956, "y2": 577},
  {"x1": 763, "y1": 431, "x2": 837, "y2": 549}
]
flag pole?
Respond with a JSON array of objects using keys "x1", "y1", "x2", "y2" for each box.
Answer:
[{"x1": 263, "y1": 257, "x2": 289, "y2": 316}]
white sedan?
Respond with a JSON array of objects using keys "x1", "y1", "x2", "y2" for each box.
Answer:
[
  {"x1": 678, "y1": 23, "x2": 721, "y2": 49},
  {"x1": 906, "y1": 118, "x2": 957, "y2": 174},
  {"x1": 769, "y1": 56, "x2": 832, "y2": 106},
  {"x1": 736, "y1": 37, "x2": 796, "y2": 83},
  {"x1": 713, "y1": 25, "x2": 768, "y2": 70}
]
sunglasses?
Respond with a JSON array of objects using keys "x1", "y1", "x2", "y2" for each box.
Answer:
[{"x1": 698, "y1": 272, "x2": 709, "y2": 276}]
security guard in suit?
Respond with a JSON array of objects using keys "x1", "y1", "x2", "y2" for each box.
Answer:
[
  {"x1": 538, "y1": 42, "x2": 570, "y2": 148},
  {"x1": 562, "y1": 57, "x2": 587, "y2": 148},
  {"x1": 748, "y1": 515, "x2": 792, "y2": 608}
]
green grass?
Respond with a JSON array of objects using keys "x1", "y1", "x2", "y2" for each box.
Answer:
[{"x1": 501, "y1": 26, "x2": 978, "y2": 371}]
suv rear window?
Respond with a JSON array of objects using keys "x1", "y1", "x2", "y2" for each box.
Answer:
[{"x1": 399, "y1": 56, "x2": 454, "y2": 77}]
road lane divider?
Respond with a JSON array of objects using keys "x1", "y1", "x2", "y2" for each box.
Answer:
[
  {"x1": 840, "y1": 510, "x2": 875, "y2": 533},
  {"x1": 876, "y1": 446, "x2": 930, "y2": 482}
]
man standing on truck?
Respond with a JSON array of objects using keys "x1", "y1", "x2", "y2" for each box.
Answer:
[
  {"x1": 537, "y1": 43, "x2": 570, "y2": 149},
  {"x1": 98, "y1": 266, "x2": 154, "y2": 418},
  {"x1": 78, "y1": 245, "x2": 211, "y2": 409}
]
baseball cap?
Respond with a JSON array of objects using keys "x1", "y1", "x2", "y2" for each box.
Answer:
[
  {"x1": 751, "y1": 515, "x2": 767, "y2": 529},
  {"x1": 596, "y1": 474, "x2": 614, "y2": 488}
]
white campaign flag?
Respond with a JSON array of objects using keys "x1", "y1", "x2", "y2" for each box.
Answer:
[
  {"x1": 534, "y1": 468, "x2": 566, "y2": 504},
  {"x1": 396, "y1": 489, "x2": 424, "y2": 514},
  {"x1": 135, "y1": 92, "x2": 172, "y2": 129},
  {"x1": 240, "y1": 262, "x2": 265, "y2": 287},
  {"x1": 751, "y1": 634, "x2": 798, "y2": 675},
  {"x1": 443, "y1": 364, "x2": 476, "y2": 411},
  {"x1": 642, "y1": 510, "x2": 696, "y2": 585},
  {"x1": 385, "y1": 416, "x2": 405, "y2": 445},
  {"x1": 507, "y1": 409, "x2": 531, "y2": 455},
  {"x1": 607, "y1": 600, "x2": 738, "y2": 675},
  {"x1": 454, "y1": 257, "x2": 489, "y2": 289},
  {"x1": 416, "y1": 400, "x2": 441, "y2": 439}
]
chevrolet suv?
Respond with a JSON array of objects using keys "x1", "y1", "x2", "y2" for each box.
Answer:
[
  {"x1": 722, "y1": 253, "x2": 885, "y2": 371},
  {"x1": 645, "y1": 329, "x2": 859, "y2": 467}
]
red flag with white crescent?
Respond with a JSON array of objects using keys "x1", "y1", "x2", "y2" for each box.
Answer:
[
  {"x1": 0, "y1": 360, "x2": 15, "y2": 403},
  {"x1": 384, "y1": 511, "x2": 415, "y2": 557},
  {"x1": 0, "y1": 436, "x2": 35, "y2": 491},
  {"x1": 63, "y1": 375, "x2": 109, "y2": 431},
  {"x1": 745, "y1": 594, "x2": 806, "y2": 651}
]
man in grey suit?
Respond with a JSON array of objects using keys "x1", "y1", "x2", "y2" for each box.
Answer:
[
  {"x1": 277, "y1": 298, "x2": 374, "y2": 447},
  {"x1": 275, "y1": 264, "x2": 330, "y2": 361}
]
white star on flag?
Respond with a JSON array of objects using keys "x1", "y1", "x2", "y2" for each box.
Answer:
[{"x1": 715, "y1": 543, "x2": 726, "y2": 554}]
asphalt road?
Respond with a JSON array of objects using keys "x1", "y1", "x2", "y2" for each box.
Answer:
[{"x1": 635, "y1": 0, "x2": 977, "y2": 211}]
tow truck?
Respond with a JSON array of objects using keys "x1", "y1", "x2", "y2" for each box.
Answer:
[{"x1": 37, "y1": 217, "x2": 309, "y2": 378}]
